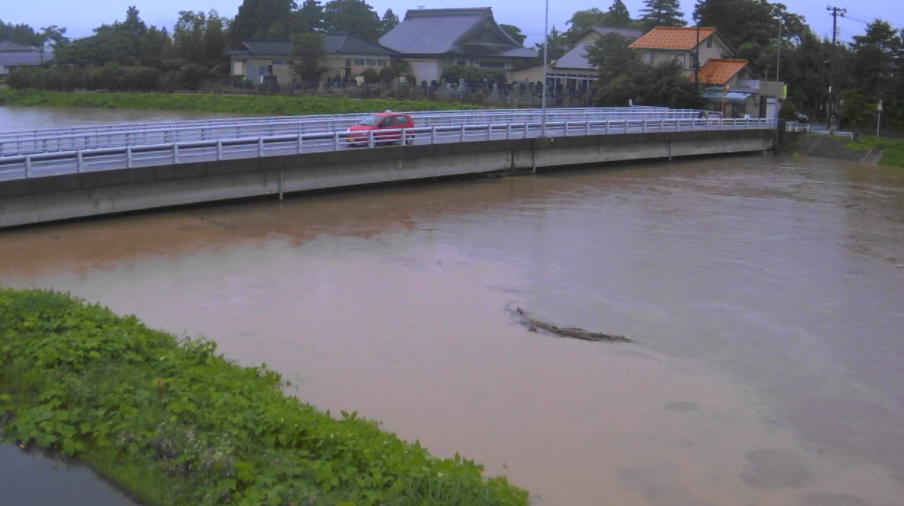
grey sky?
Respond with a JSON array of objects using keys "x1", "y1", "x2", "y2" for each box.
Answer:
[{"x1": 2, "y1": 0, "x2": 901, "y2": 45}]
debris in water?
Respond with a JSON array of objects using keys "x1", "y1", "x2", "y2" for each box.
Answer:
[{"x1": 509, "y1": 307, "x2": 632, "y2": 343}]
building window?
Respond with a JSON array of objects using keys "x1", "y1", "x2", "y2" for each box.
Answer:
[
  {"x1": 259, "y1": 66, "x2": 267, "y2": 75},
  {"x1": 354, "y1": 58, "x2": 365, "y2": 66},
  {"x1": 670, "y1": 53, "x2": 687, "y2": 67},
  {"x1": 643, "y1": 52, "x2": 652, "y2": 64},
  {"x1": 365, "y1": 59, "x2": 377, "y2": 66},
  {"x1": 456, "y1": 60, "x2": 467, "y2": 66},
  {"x1": 376, "y1": 59, "x2": 388, "y2": 67},
  {"x1": 706, "y1": 38, "x2": 713, "y2": 49},
  {"x1": 477, "y1": 60, "x2": 505, "y2": 68}
]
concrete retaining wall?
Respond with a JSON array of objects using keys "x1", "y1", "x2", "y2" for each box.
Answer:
[{"x1": 0, "y1": 129, "x2": 776, "y2": 228}]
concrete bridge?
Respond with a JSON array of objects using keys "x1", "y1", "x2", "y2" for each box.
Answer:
[{"x1": 0, "y1": 107, "x2": 777, "y2": 229}]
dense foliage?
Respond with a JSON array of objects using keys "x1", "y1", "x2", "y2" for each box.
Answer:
[
  {"x1": 0, "y1": 89, "x2": 480, "y2": 115},
  {"x1": 0, "y1": 287, "x2": 528, "y2": 506}
]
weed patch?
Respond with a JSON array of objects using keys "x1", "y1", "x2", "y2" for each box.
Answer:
[
  {"x1": 847, "y1": 136, "x2": 904, "y2": 168},
  {"x1": 0, "y1": 287, "x2": 528, "y2": 506}
]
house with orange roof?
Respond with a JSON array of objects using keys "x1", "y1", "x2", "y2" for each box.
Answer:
[
  {"x1": 629, "y1": 26, "x2": 734, "y2": 78},
  {"x1": 631, "y1": 26, "x2": 784, "y2": 118}
]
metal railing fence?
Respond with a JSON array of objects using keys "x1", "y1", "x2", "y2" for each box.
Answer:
[{"x1": 0, "y1": 116, "x2": 775, "y2": 182}]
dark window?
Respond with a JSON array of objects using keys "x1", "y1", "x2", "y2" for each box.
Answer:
[{"x1": 706, "y1": 38, "x2": 713, "y2": 49}]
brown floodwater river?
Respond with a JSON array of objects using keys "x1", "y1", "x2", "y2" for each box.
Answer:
[{"x1": 2, "y1": 108, "x2": 904, "y2": 506}]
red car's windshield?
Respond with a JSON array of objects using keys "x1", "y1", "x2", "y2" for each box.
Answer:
[{"x1": 356, "y1": 114, "x2": 383, "y2": 126}]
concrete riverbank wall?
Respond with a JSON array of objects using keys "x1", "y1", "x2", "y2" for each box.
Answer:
[{"x1": 0, "y1": 129, "x2": 776, "y2": 228}]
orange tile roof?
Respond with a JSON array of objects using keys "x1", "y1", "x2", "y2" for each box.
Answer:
[
  {"x1": 629, "y1": 26, "x2": 716, "y2": 50},
  {"x1": 691, "y1": 59, "x2": 749, "y2": 84}
]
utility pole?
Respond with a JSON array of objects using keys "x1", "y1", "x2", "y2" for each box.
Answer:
[
  {"x1": 695, "y1": 25, "x2": 700, "y2": 90},
  {"x1": 776, "y1": 19, "x2": 781, "y2": 83},
  {"x1": 827, "y1": 5, "x2": 846, "y2": 131},
  {"x1": 541, "y1": 0, "x2": 549, "y2": 139}
]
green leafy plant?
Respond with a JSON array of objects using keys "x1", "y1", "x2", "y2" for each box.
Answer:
[{"x1": 0, "y1": 287, "x2": 528, "y2": 506}]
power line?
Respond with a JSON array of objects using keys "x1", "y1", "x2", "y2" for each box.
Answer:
[{"x1": 827, "y1": 5, "x2": 846, "y2": 130}]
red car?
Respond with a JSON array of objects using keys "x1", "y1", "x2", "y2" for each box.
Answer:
[{"x1": 347, "y1": 112, "x2": 415, "y2": 146}]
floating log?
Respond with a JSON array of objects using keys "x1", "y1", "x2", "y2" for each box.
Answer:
[{"x1": 511, "y1": 307, "x2": 632, "y2": 343}]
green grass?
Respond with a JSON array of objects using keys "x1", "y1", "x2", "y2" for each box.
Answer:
[
  {"x1": 0, "y1": 89, "x2": 481, "y2": 116},
  {"x1": 847, "y1": 135, "x2": 904, "y2": 168},
  {"x1": 0, "y1": 287, "x2": 528, "y2": 506}
]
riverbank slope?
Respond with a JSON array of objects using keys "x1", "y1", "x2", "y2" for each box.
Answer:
[
  {"x1": 0, "y1": 287, "x2": 528, "y2": 506},
  {"x1": 0, "y1": 89, "x2": 479, "y2": 116}
]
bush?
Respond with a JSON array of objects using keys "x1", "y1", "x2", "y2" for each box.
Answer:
[
  {"x1": 361, "y1": 68, "x2": 379, "y2": 84},
  {"x1": 780, "y1": 99, "x2": 798, "y2": 121},
  {"x1": 175, "y1": 63, "x2": 209, "y2": 91},
  {"x1": 379, "y1": 66, "x2": 397, "y2": 83}
]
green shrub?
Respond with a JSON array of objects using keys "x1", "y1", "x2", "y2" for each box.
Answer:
[{"x1": 0, "y1": 287, "x2": 528, "y2": 506}]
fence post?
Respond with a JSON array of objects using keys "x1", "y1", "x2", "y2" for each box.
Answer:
[
  {"x1": 643, "y1": 119, "x2": 647, "y2": 133},
  {"x1": 297, "y1": 134, "x2": 303, "y2": 154},
  {"x1": 25, "y1": 155, "x2": 31, "y2": 177},
  {"x1": 259, "y1": 137, "x2": 264, "y2": 157},
  {"x1": 487, "y1": 124, "x2": 492, "y2": 141},
  {"x1": 174, "y1": 143, "x2": 179, "y2": 163},
  {"x1": 585, "y1": 121, "x2": 590, "y2": 136},
  {"x1": 460, "y1": 124, "x2": 465, "y2": 143},
  {"x1": 368, "y1": 130, "x2": 375, "y2": 149},
  {"x1": 605, "y1": 120, "x2": 609, "y2": 135},
  {"x1": 77, "y1": 151, "x2": 83, "y2": 173},
  {"x1": 217, "y1": 140, "x2": 223, "y2": 160},
  {"x1": 334, "y1": 131, "x2": 340, "y2": 151},
  {"x1": 506, "y1": 123, "x2": 512, "y2": 140},
  {"x1": 127, "y1": 146, "x2": 132, "y2": 168}
]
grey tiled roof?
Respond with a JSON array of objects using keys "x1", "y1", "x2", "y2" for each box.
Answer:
[
  {"x1": 0, "y1": 51, "x2": 52, "y2": 66},
  {"x1": 379, "y1": 7, "x2": 536, "y2": 58},
  {"x1": 224, "y1": 34, "x2": 396, "y2": 57},
  {"x1": 0, "y1": 41, "x2": 38, "y2": 52},
  {"x1": 556, "y1": 27, "x2": 643, "y2": 70}
]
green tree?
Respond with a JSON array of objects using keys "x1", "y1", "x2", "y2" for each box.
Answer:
[
  {"x1": 0, "y1": 20, "x2": 41, "y2": 46},
  {"x1": 173, "y1": 11, "x2": 207, "y2": 64},
  {"x1": 692, "y1": 0, "x2": 806, "y2": 49},
  {"x1": 296, "y1": 0, "x2": 325, "y2": 32},
  {"x1": 229, "y1": 0, "x2": 295, "y2": 44},
  {"x1": 289, "y1": 31, "x2": 325, "y2": 82},
  {"x1": 640, "y1": 0, "x2": 687, "y2": 29},
  {"x1": 564, "y1": 9, "x2": 609, "y2": 40},
  {"x1": 379, "y1": 9, "x2": 399, "y2": 37},
  {"x1": 534, "y1": 26, "x2": 567, "y2": 62},
  {"x1": 607, "y1": 0, "x2": 633, "y2": 28},
  {"x1": 500, "y1": 24, "x2": 526, "y2": 45},
  {"x1": 205, "y1": 11, "x2": 229, "y2": 68},
  {"x1": 323, "y1": 0, "x2": 381, "y2": 41},
  {"x1": 585, "y1": 32, "x2": 636, "y2": 82}
]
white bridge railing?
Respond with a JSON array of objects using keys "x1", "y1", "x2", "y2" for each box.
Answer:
[
  {"x1": 0, "y1": 107, "x2": 708, "y2": 157},
  {"x1": 0, "y1": 116, "x2": 775, "y2": 182}
]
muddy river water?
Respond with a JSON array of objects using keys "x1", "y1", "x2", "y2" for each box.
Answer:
[{"x1": 2, "y1": 108, "x2": 904, "y2": 506}]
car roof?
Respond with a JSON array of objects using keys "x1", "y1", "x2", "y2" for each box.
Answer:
[{"x1": 370, "y1": 112, "x2": 410, "y2": 117}]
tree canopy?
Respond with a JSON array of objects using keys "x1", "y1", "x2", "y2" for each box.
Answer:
[
  {"x1": 640, "y1": 0, "x2": 687, "y2": 29},
  {"x1": 322, "y1": 0, "x2": 381, "y2": 41}
]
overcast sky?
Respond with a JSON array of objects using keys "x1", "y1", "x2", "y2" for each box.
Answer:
[{"x1": 3, "y1": 0, "x2": 901, "y2": 45}]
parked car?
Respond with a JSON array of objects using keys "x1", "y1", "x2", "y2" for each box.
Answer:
[
  {"x1": 797, "y1": 113, "x2": 810, "y2": 123},
  {"x1": 347, "y1": 112, "x2": 415, "y2": 146}
]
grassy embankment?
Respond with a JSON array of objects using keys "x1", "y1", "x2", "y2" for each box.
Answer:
[
  {"x1": 0, "y1": 287, "x2": 528, "y2": 506},
  {"x1": 0, "y1": 88, "x2": 480, "y2": 116},
  {"x1": 848, "y1": 135, "x2": 904, "y2": 168}
]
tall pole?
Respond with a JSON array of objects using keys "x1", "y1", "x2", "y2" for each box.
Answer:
[
  {"x1": 827, "y1": 6, "x2": 846, "y2": 130},
  {"x1": 541, "y1": 0, "x2": 549, "y2": 138},
  {"x1": 695, "y1": 25, "x2": 700, "y2": 90},
  {"x1": 776, "y1": 19, "x2": 781, "y2": 83}
]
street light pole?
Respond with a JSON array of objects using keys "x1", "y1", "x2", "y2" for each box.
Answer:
[{"x1": 541, "y1": 0, "x2": 549, "y2": 138}]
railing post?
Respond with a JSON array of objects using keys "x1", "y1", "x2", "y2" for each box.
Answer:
[
  {"x1": 460, "y1": 124, "x2": 465, "y2": 143},
  {"x1": 585, "y1": 121, "x2": 590, "y2": 136},
  {"x1": 77, "y1": 151, "x2": 83, "y2": 173},
  {"x1": 217, "y1": 140, "x2": 223, "y2": 160},
  {"x1": 297, "y1": 134, "x2": 303, "y2": 154},
  {"x1": 643, "y1": 119, "x2": 647, "y2": 133},
  {"x1": 174, "y1": 143, "x2": 179, "y2": 163},
  {"x1": 506, "y1": 123, "x2": 512, "y2": 140},
  {"x1": 127, "y1": 146, "x2": 133, "y2": 168},
  {"x1": 431, "y1": 127, "x2": 437, "y2": 144},
  {"x1": 605, "y1": 120, "x2": 609, "y2": 135},
  {"x1": 368, "y1": 130, "x2": 375, "y2": 149},
  {"x1": 258, "y1": 137, "x2": 264, "y2": 157},
  {"x1": 487, "y1": 124, "x2": 492, "y2": 141},
  {"x1": 334, "y1": 131, "x2": 340, "y2": 151},
  {"x1": 25, "y1": 155, "x2": 32, "y2": 177}
]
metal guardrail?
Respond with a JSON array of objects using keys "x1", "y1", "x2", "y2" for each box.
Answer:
[
  {"x1": 0, "y1": 116, "x2": 775, "y2": 182},
  {"x1": 0, "y1": 107, "x2": 713, "y2": 157},
  {"x1": 785, "y1": 122, "x2": 854, "y2": 139}
]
